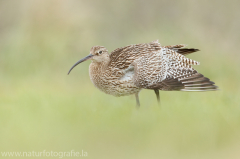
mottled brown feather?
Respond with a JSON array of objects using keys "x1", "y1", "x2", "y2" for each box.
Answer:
[{"x1": 85, "y1": 40, "x2": 217, "y2": 98}]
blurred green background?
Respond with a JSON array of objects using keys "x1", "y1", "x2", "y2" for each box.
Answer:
[{"x1": 0, "y1": 0, "x2": 240, "y2": 158}]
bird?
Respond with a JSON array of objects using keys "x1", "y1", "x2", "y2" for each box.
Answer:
[{"x1": 68, "y1": 40, "x2": 218, "y2": 107}]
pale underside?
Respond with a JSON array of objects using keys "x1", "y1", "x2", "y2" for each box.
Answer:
[{"x1": 89, "y1": 40, "x2": 217, "y2": 97}]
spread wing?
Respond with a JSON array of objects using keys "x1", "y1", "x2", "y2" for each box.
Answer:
[
  {"x1": 109, "y1": 41, "x2": 199, "y2": 71},
  {"x1": 109, "y1": 40, "x2": 217, "y2": 91},
  {"x1": 131, "y1": 47, "x2": 218, "y2": 91}
]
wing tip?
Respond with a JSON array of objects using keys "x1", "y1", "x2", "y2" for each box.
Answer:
[{"x1": 181, "y1": 88, "x2": 219, "y2": 92}]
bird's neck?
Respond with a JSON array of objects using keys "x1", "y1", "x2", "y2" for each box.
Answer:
[
  {"x1": 89, "y1": 60, "x2": 111, "y2": 91},
  {"x1": 89, "y1": 60, "x2": 110, "y2": 76}
]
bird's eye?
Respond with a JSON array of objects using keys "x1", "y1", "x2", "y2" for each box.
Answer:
[{"x1": 99, "y1": 51, "x2": 102, "y2": 54}]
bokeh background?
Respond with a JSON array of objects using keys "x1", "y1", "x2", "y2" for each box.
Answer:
[{"x1": 0, "y1": 0, "x2": 240, "y2": 158}]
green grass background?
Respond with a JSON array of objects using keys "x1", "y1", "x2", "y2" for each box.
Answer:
[{"x1": 0, "y1": 0, "x2": 240, "y2": 158}]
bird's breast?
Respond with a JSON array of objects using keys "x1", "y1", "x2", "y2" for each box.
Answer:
[{"x1": 89, "y1": 63, "x2": 141, "y2": 96}]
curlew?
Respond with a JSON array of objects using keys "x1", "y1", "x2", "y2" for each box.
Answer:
[{"x1": 68, "y1": 40, "x2": 218, "y2": 107}]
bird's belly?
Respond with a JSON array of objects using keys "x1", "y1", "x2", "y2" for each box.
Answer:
[
  {"x1": 108, "y1": 82, "x2": 142, "y2": 97},
  {"x1": 90, "y1": 76, "x2": 141, "y2": 97}
]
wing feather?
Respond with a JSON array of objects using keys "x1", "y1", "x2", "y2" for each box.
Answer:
[
  {"x1": 108, "y1": 40, "x2": 217, "y2": 91},
  {"x1": 109, "y1": 41, "x2": 161, "y2": 69},
  {"x1": 164, "y1": 44, "x2": 199, "y2": 56},
  {"x1": 131, "y1": 47, "x2": 217, "y2": 91}
]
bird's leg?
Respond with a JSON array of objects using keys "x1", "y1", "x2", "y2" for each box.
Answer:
[
  {"x1": 135, "y1": 92, "x2": 140, "y2": 108},
  {"x1": 154, "y1": 89, "x2": 160, "y2": 104}
]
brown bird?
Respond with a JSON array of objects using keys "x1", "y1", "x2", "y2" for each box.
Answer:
[{"x1": 68, "y1": 40, "x2": 218, "y2": 107}]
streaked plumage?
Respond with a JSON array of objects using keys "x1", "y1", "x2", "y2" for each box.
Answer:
[{"x1": 68, "y1": 40, "x2": 218, "y2": 107}]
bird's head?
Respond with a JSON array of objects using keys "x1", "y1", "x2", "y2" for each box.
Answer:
[
  {"x1": 90, "y1": 46, "x2": 109, "y2": 62},
  {"x1": 68, "y1": 46, "x2": 109, "y2": 75}
]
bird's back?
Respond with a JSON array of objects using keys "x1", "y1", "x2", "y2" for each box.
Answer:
[{"x1": 109, "y1": 40, "x2": 161, "y2": 70}]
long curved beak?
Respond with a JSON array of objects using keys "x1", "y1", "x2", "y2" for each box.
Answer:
[{"x1": 68, "y1": 54, "x2": 94, "y2": 75}]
